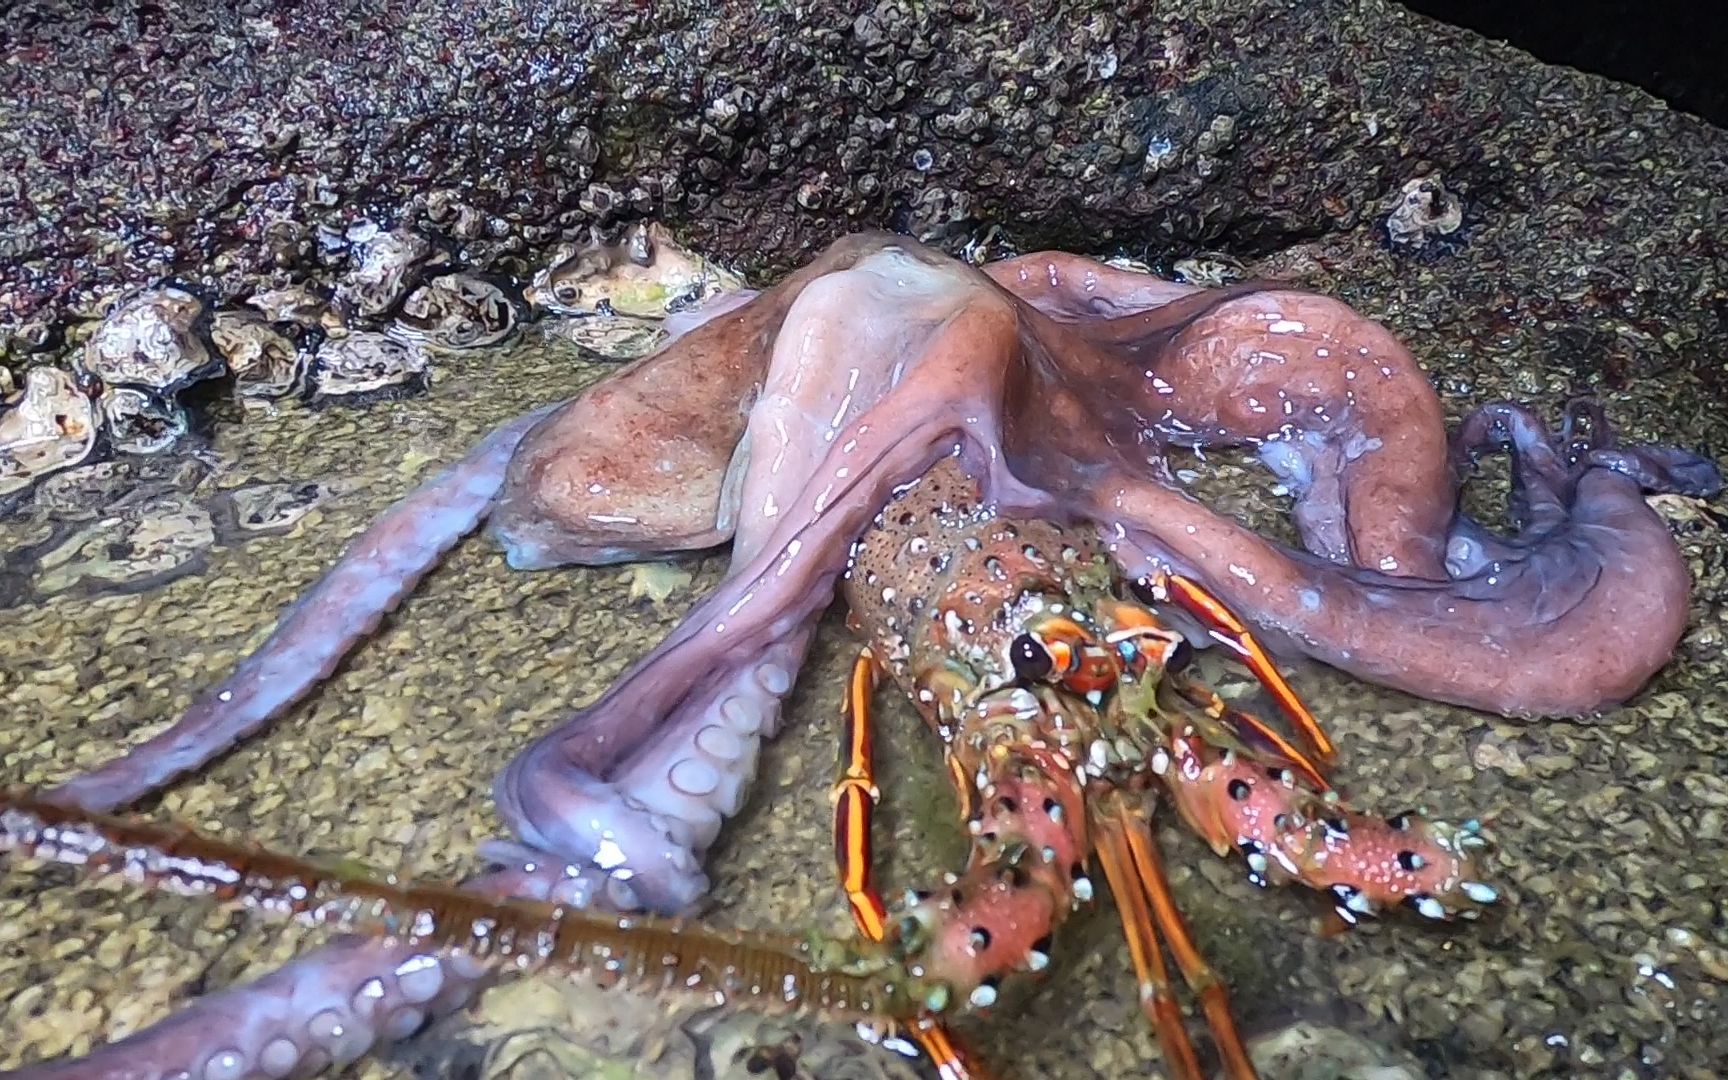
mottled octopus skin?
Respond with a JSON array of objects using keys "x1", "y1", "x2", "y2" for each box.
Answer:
[{"x1": 22, "y1": 234, "x2": 1718, "y2": 1079}]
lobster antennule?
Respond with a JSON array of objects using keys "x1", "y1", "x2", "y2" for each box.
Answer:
[{"x1": 1137, "y1": 570, "x2": 1336, "y2": 764}]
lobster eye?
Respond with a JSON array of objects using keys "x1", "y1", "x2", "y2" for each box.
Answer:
[
  {"x1": 1165, "y1": 639, "x2": 1194, "y2": 674},
  {"x1": 1010, "y1": 634, "x2": 1054, "y2": 681}
]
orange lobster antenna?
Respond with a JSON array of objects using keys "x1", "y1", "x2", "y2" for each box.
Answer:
[{"x1": 0, "y1": 788, "x2": 919, "y2": 1027}]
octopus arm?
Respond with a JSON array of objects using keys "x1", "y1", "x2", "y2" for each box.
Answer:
[
  {"x1": 1102, "y1": 402, "x2": 1720, "y2": 717},
  {"x1": 48, "y1": 405, "x2": 560, "y2": 814},
  {"x1": 494, "y1": 257, "x2": 1029, "y2": 912}
]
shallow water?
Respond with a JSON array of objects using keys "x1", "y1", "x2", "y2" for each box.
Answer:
[{"x1": 2, "y1": 319, "x2": 1726, "y2": 1080}]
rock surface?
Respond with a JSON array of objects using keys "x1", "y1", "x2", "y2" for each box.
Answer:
[{"x1": 3, "y1": 0, "x2": 1725, "y2": 398}]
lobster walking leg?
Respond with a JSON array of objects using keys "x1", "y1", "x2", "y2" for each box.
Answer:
[
  {"x1": 1092, "y1": 807, "x2": 1208, "y2": 1080},
  {"x1": 1142, "y1": 571, "x2": 1334, "y2": 763},
  {"x1": 834, "y1": 647, "x2": 890, "y2": 941},
  {"x1": 832, "y1": 647, "x2": 980, "y2": 1080},
  {"x1": 1111, "y1": 803, "x2": 1259, "y2": 1080}
]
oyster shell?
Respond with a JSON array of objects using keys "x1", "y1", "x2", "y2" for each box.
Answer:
[
  {"x1": 335, "y1": 224, "x2": 448, "y2": 319},
  {"x1": 80, "y1": 286, "x2": 221, "y2": 392},
  {"x1": 307, "y1": 331, "x2": 431, "y2": 404},
  {"x1": 391, "y1": 273, "x2": 521, "y2": 352},
  {"x1": 99, "y1": 386, "x2": 189, "y2": 455},
  {"x1": 211, "y1": 310, "x2": 308, "y2": 400},
  {"x1": 247, "y1": 285, "x2": 342, "y2": 332},
  {"x1": 0, "y1": 367, "x2": 99, "y2": 499},
  {"x1": 527, "y1": 222, "x2": 744, "y2": 318}
]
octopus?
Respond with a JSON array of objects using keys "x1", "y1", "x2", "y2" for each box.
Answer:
[{"x1": 19, "y1": 233, "x2": 1720, "y2": 1078}]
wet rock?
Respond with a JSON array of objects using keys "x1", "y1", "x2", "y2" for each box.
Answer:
[{"x1": 2, "y1": 0, "x2": 1727, "y2": 425}]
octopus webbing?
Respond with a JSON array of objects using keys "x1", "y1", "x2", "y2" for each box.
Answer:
[{"x1": 23, "y1": 233, "x2": 1719, "y2": 1079}]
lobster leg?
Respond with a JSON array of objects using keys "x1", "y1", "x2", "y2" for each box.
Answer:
[
  {"x1": 832, "y1": 647, "x2": 981, "y2": 1080},
  {"x1": 1092, "y1": 806, "x2": 1208, "y2": 1080},
  {"x1": 834, "y1": 647, "x2": 890, "y2": 940},
  {"x1": 1143, "y1": 570, "x2": 1335, "y2": 763},
  {"x1": 1110, "y1": 802, "x2": 1259, "y2": 1080}
]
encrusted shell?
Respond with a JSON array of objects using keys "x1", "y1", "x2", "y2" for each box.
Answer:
[
  {"x1": 391, "y1": 273, "x2": 521, "y2": 351},
  {"x1": 526, "y1": 222, "x2": 744, "y2": 318},
  {"x1": 0, "y1": 368, "x2": 100, "y2": 498},
  {"x1": 80, "y1": 286, "x2": 220, "y2": 391},
  {"x1": 335, "y1": 225, "x2": 448, "y2": 319},
  {"x1": 1386, "y1": 175, "x2": 1464, "y2": 247},
  {"x1": 308, "y1": 331, "x2": 431, "y2": 404},
  {"x1": 211, "y1": 310, "x2": 309, "y2": 400}
]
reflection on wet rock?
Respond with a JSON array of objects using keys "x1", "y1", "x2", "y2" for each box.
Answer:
[
  {"x1": 412, "y1": 975, "x2": 921, "y2": 1080},
  {"x1": 308, "y1": 331, "x2": 431, "y2": 404},
  {"x1": 211, "y1": 310, "x2": 308, "y2": 400},
  {"x1": 1246, "y1": 1019, "x2": 1423, "y2": 1080},
  {"x1": 30, "y1": 459, "x2": 154, "y2": 520},
  {"x1": 0, "y1": 367, "x2": 99, "y2": 499},
  {"x1": 98, "y1": 385, "x2": 189, "y2": 455},
  {"x1": 391, "y1": 273, "x2": 521, "y2": 352},
  {"x1": 32, "y1": 492, "x2": 214, "y2": 597},
  {"x1": 79, "y1": 286, "x2": 221, "y2": 392},
  {"x1": 534, "y1": 311, "x2": 668, "y2": 360}
]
